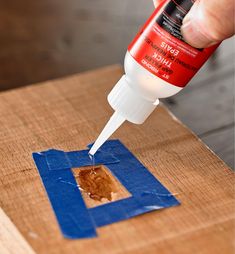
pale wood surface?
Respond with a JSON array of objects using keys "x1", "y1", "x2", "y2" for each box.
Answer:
[
  {"x1": 0, "y1": 65, "x2": 234, "y2": 254},
  {"x1": 0, "y1": 208, "x2": 35, "y2": 254}
]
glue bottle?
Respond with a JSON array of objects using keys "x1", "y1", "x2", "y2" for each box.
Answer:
[{"x1": 89, "y1": 0, "x2": 219, "y2": 155}]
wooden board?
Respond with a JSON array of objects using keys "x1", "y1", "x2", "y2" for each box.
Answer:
[
  {"x1": 0, "y1": 208, "x2": 35, "y2": 254},
  {"x1": 0, "y1": 65, "x2": 234, "y2": 254}
]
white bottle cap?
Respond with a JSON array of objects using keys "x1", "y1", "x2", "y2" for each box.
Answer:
[
  {"x1": 108, "y1": 75, "x2": 159, "y2": 124},
  {"x1": 89, "y1": 75, "x2": 159, "y2": 155}
]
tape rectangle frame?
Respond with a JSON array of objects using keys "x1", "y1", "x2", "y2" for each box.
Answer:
[{"x1": 33, "y1": 140, "x2": 180, "y2": 239}]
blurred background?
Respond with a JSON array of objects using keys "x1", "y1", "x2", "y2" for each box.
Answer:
[{"x1": 0, "y1": 0, "x2": 234, "y2": 168}]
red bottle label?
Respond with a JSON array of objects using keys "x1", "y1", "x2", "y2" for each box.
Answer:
[{"x1": 128, "y1": 0, "x2": 219, "y2": 87}]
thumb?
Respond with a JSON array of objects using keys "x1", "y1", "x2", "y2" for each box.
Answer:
[{"x1": 181, "y1": 0, "x2": 235, "y2": 48}]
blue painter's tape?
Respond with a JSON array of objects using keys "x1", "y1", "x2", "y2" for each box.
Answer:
[
  {"x1": 33, "y1": 140, "x2": 180, "y2": 239},
  {"x1": 42, "y1": 149, "x2": 119, "y2": 170},
  {"x1": 32, "y1": 152, "x2": 97, "y2": 239}
]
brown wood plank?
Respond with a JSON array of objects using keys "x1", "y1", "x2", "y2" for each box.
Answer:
[
  {"x1": 0, "y1": 0, "x2": 153, "y2": 90},
  {"x1": 0, "y1": 65, "x2": 234, "y2": 254}
]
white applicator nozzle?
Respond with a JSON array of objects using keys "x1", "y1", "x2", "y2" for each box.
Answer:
[
  {"x1": 89, "y1": 111, "x2": 125, "y2": 156},
  {"x1": 89, "y1": 75, "x2": 158, "y2": 156}
]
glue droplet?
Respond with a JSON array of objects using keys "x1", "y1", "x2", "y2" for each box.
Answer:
[
  {"x1": 78, "y1": 166, "x2": 117, "y2": 201},
  {"x1": 88, "y1": 153, "x2": 96, "y2": 173}
]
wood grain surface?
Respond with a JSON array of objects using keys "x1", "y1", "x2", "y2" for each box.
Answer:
[{"x1": 0, "y1": 65, "x2": 234, "y2": 254}]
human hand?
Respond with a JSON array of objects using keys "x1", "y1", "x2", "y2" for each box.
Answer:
[{"x1": 153, "y1": 0, "x2": 235, "y2": 48}]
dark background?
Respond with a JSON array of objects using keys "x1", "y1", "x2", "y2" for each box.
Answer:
[{"x1": 0, "y1": 0, "x2": 234, "y2": 168}]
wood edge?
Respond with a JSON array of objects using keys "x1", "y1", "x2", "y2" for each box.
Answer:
[
  {"x1": 160, "y1": 102, "x2": 233, "y2": 171},
  {"x1": 0, "y1": 64, "x2": 123, "y2": 96},
  {"x1": 0, "y1": 207, "x2": 36, "y2": 254}
]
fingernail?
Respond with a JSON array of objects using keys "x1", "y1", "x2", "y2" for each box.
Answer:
[{"x1": 182, "y1": 13, "x2": 191, "y2": 25}]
